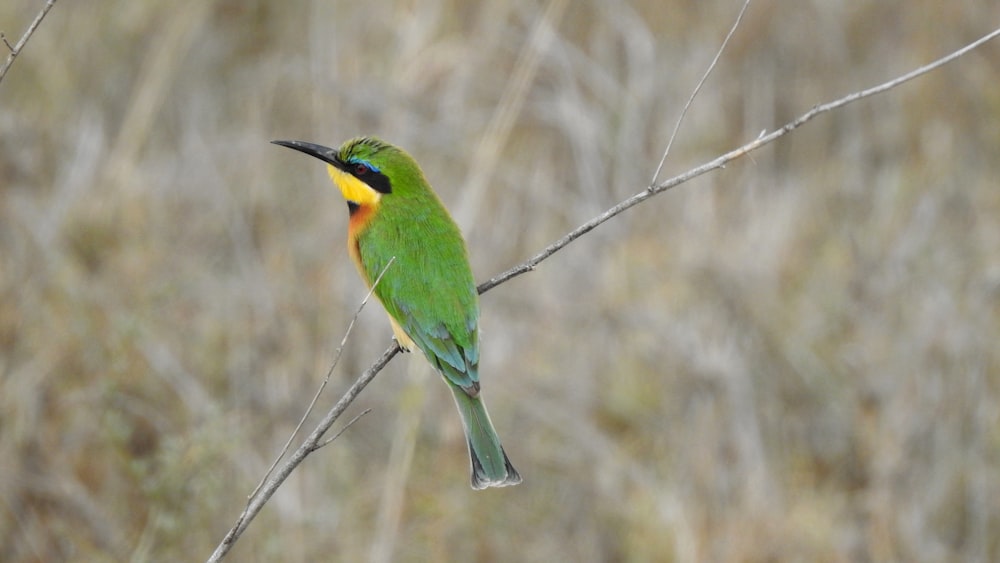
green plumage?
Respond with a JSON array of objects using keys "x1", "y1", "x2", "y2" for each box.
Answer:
[
  {"x1": 350, "y1": 139, "x2": 480, "y2": 391},
  {"x1": 281, "y1": 136, "x2": 521, "y2": 489}
]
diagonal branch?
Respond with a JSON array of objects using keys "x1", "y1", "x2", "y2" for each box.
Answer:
[
  {"x1": 207, "y1": 344, "x2": 401, "y2": 563},
  {"x1": 477, "y1": 26, "x2": 1000, "y2": 294},
  {"x1": 248, "y1": 258, "x2": 396, "y2": 500},
  {"x1": 0, "y1": 0, "x2": 58, "y2": 87},
  {"x1": 208, "y1": 258, "x2": 397, "y2": 562},
  {"x1": 207, "y1": 24, "x2": 1000, "y2": 562}
]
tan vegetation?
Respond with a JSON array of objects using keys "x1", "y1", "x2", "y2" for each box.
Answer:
[{"x1": 2, "y1": 1, "x2": 998, "y2": 561}]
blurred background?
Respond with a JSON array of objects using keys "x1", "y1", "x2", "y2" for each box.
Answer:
[{"x1": 2, "y1": 0, "x2": 999, "y2": 561}]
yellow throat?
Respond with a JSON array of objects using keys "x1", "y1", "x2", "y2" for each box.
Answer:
[{"x1": 328, "y1": 164, "x2": 382, "y2": 207}]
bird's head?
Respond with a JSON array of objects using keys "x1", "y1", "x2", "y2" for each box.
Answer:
[{"x1": 272, "y1": 136, "x2": 423, "y2": 212}]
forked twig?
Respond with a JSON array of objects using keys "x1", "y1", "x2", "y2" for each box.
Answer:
[
  {"x1": 248, "y1": 257, "x2": 396, "y2": 499},
  {"x1": 315, "y1": 408, "x2": 372, "y2": 450},
  {"x1": 478, "y1": 26, "x2": 1000, "y2": 294},
  {"x1": 0, "y1": 0, "x2": 58, "y2": 86},
  {"x1": 208, "y1": 344, "x2": 401, "y2": 562},
  {"x1": 208, "y1": 259, "x2": 397, "y2": 562},
  {"x1": 649, "y1": 0, "x2": 753, "y2": 187}
]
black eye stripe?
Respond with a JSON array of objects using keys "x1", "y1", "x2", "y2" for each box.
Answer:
[
  {"x1": 360, "y1": 168, "x2": 392, "y2": 194},
  {"x1": 337, "y1": 156, "x2": 392, "y2": 194}
]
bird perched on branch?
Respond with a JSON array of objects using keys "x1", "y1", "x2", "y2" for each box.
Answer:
[{"x1": 273, "y1": 136, "x2": 521, "y2": 489}]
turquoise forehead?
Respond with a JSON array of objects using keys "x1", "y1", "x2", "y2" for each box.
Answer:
[{"x1": 345, "y1": 156, "x2": 380, "y2": 173}]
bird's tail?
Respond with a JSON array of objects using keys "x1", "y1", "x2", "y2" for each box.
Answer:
[{"x1": 448, "y1": 384, "x2": 522, "y2": 489}]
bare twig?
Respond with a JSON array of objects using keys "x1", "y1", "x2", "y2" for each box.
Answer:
[
  {"x1": 479, "y1": 26, "x2": 1000, "y2": 294},
  {"x1": 650, "y1": 0, "x2": 753, "y2": 187},
  {"x1": 0, "y1": 0, "x2": 57, "y2": 87},
  {"x1": 207, "y1": 344, "x2": 401, "y2": 563},
  {"x1": 315, "y1": 408, "x2": 372, "y2": 450},
  {"x1": 208, "y1": 26, "x2": 1000, "y2": 561},
  {"x1": 209, "y1": 259, "x2": 396, "y2": 561},
  {"x1": 248, "y1": 257, "x2": 396, "y2": 500}
]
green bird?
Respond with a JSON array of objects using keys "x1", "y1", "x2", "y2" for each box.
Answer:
[{"x1": 273, "y1": 136, "x2": 521, "y2": 489}]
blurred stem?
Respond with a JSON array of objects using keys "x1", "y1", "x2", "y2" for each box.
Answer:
[
  {"x1": 369, "y1": 365, "x2": 428, "y2": 563},
  {"x1": 455, "y1": 0, "x2": 568, "y2": 230}
]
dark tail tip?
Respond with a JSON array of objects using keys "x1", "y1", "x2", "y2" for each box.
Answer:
[{"x1": 470, "y1": 446, "x2": 522, "y2": 490}]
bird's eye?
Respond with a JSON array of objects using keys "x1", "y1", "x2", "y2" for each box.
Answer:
[{"x1": 353, "y1": 163, "x2": 368, "y2": 176}]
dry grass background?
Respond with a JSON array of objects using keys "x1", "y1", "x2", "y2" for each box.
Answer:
[{"x1": 2, "y1": 0, "x2": 999, "y2": 561}]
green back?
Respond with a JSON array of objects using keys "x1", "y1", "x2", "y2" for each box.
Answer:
[{"x1": 343, "y1": 138, "x2": 480, "y2": 389}]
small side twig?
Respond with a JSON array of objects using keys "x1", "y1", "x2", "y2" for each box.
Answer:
[
  {"x1": 650, "y1": 0, "x2": 753, "y2": 187},
  {"x1": 208, "y1": 344, "x2": 401, "y2": 563},
  {"x1": 209, "y1": 258, "x2": 398, "y2": 562},
  {"x1": 248, "y1": 257, "x2": 396, "y2": 500},
  {"x1": 478, "y1": 26, "x2": 1000, "y2": 294},
  {"x1": 315, "y1": 408, "x2": 372, "y2": 450},
  {"x1": 0, "y1": 0, "x2": 58, "y2": 87}
]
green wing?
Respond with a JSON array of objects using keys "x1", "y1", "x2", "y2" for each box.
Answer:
[{"x1": 357, "y1": 194, "x2": 480, "y2": 390}]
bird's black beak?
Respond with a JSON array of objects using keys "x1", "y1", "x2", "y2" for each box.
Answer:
[{"x1": 271, "y1": 140, "x2": 341, "y2": 168}]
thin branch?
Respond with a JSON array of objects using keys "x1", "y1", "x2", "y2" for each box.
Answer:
[
  {"x1": 248, "y1": 257, "x2": 396, "y2": 500},
  {"x1": 650, "y1": 0, "x2": 753, "y2": 187},
  {"x1": 478, "y1": 26, "x2": 1000, "y2": 294},
  {"x1": 315, "y1": 408, "x2": 372, "y2": 450},
  {"x1": 208, "y1": 258, "x2": 396, "y2": 561},
  {"x1": 207, "y1": 26, "x2": 1000, "y2": 561},
  {"x1": 207, "y1": 344, "x2": 401, "y2": 563},
  {"x1": 0, "y1": 0, "x2": 57, "y2": 87}
]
